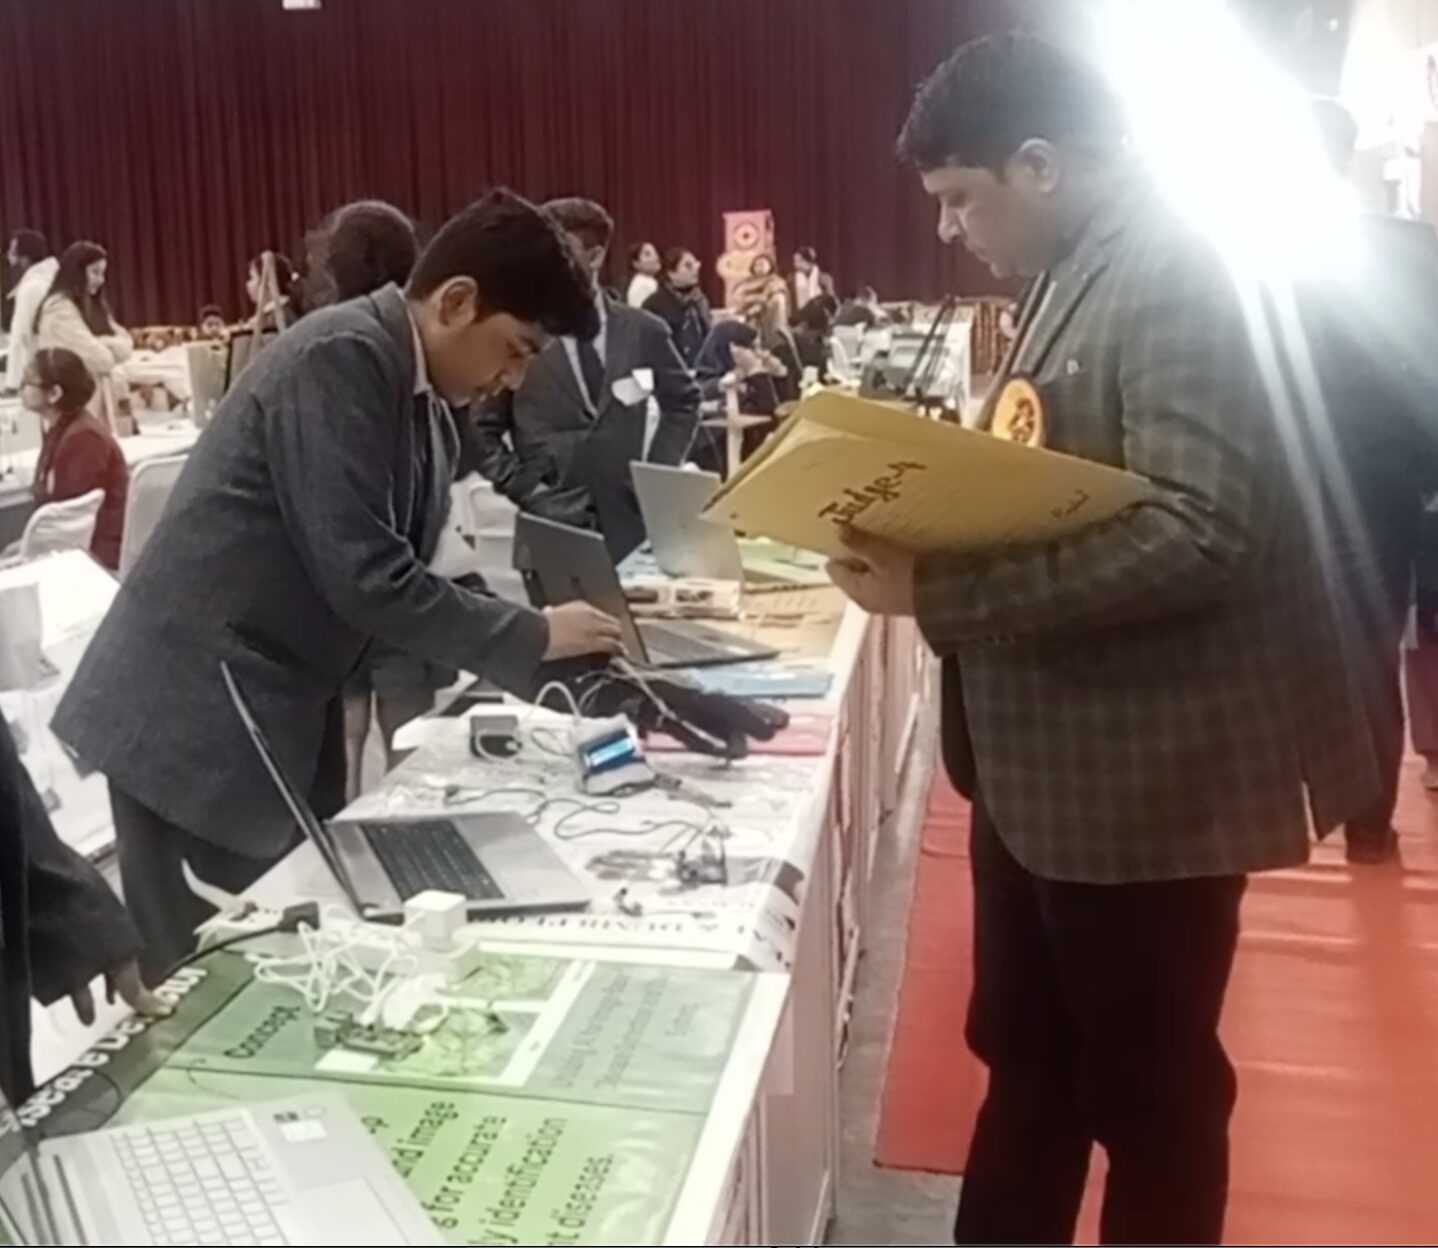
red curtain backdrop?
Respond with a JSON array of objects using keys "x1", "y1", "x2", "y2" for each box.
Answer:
[{"x1": 0, "y1": 0, "x2": 1015, "y2": 326}]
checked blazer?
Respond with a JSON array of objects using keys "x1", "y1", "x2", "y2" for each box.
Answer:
[{"x1": 916, "y1": 181, "x2": 1380, "y2": 884}]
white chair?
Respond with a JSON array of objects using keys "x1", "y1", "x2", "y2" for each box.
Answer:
[
  {"x1": 829, "y1": 326, "x2": 864, "y2": 384},
  {"x1": 18, "y1": 489, "x2": 105, "y2": 562},
  {"x1": 118, "y1": 453, "x2": 189, "y2": 579},
  {"x1": 185, "y1": 342, "x2": 226, "y2": 429}
]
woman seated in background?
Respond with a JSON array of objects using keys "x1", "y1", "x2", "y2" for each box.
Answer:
[
  {"x1": 23, "y1": 348, "x2": 129, "y2": 570},
  {"x1": 34, "y1": 242, "x2": 133, "y2": 393},
  {"x1": 644, "y1": 248, "x2": 712, "y2": 367},
  {"x1": 734, "y1": 254, "x2": 789, "y2": 326},
  {"x1": 245, "y1": 250, "x2": 300, "y2": 329},
  {"x1": 626, "y1": 242, "x2": 661, "y2": 309},
  {"x1": 693, "y1": 321, "x2": 784, "y2": 473}
]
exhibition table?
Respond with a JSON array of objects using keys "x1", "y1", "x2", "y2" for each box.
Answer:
[{"x1": 24, "y1": 559, "x2": 930, "y2": 1244}]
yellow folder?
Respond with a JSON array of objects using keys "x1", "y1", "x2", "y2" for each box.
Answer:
[{"x1": 700, "y1": 390, "x2": 1152, "y2": 560}]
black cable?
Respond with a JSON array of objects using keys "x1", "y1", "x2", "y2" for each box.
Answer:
[{"x1": 160, "y1": 901, "x2": 320, "y2": 979}]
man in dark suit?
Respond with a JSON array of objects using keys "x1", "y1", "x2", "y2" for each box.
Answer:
[
  {"x1": 470, "y1": 198, "x2": 699, "y2": 561},
  {"x1": 53, "y1": 191, "x2": 624, "y2": 982},
  {"x1": 826, "y1": 35, "x2": 1379, "y2": 1245}
]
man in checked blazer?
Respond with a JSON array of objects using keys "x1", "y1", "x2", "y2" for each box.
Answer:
[{"x1": 828, "y1": 34, "x2": 1380, "y2": 1246}]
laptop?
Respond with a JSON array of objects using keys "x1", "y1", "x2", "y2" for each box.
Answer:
[
  {"x1": 516, "y1": 514, "x2": 780, "y2": 671},
  {"x1": 631, "y1": 463, "x2": 745, "y2": 581},
  {"x1": 222, "y1": 663, "x2": 591, "y2": 923},
  {"x1": 0, "y1": 1091, "x2": 443, "y2": 1245}
]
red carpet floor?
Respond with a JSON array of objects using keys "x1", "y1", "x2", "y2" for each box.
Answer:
[{"x1": 875, "y1": 759, "x2": 1438, "y2": 1244}]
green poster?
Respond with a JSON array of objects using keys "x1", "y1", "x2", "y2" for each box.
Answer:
[
  {"x1": 116, "y1": 1070, "x2": 699, "y2": 1246},
  {"x1": 165, "y1": 956, "x2": 753, "y2": 1114}
]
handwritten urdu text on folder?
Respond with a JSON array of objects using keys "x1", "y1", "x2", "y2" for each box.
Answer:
[{"x1": 700, "y1": 390, "x2": 1152, "y2": 561}]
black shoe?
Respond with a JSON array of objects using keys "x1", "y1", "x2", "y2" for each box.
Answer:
[{"x1": 1345, "y1": 826, "x2": 1401, "y2": 866}]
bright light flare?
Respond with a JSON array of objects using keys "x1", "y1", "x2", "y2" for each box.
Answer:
[{"x1": 1093, "y1": 0, "x2": 1360, "y2": 283}]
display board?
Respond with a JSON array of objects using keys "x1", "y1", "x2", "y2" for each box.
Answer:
[{"x1": 29, "y1": 950, "x2": 760, "y2": 1246}]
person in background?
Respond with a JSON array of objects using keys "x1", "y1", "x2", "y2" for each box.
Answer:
[
  {"x1": 626, "y1": 242, "x2": 662, "y2": 309},
  {"x1": 23, "y1": 348, "x2": 129, "y2": 570},
  {"x1": 197, "y1": 305, "x2": 228, "y2": 339},
  {"x1": 693, "y1": 320, "x2": 784, "y2": 472},
  {"x1": 734, "y1": 253, "x2": 790, "y2": 325},
  {"x1": 4, "y1": 230, "x2": 57, "y2": 394},
  {"x1": 299, "y1": 198, "x2": 437, "y2": 800},
  {"x1": 793, "y1": 290, "x2": 837, "y2": 374},
  {"x1": 753, "y1": 297, "x2": 803, "y2": 404},
  {"x1": 644, "y1": 248, "x2": 712, "y2": 366},
  {"x1": 53, "y1": 191, "x2": 621, "y2": 983},
  {"x1": 34, "y1": 242, "x2": 133, "y2": 388},
  {"x1": 1305, "y1": 97, "x2": 1438, "y2": 864},
  {"x1": 834, "y1": 284, "x2": 885, "y2": 329},
  {"x1": 245, "y1": 250, "x2": 299, "y2": 329},
  {"x1": 306, "y1": 200, "x2": 419, "y2": 309},
  {"x1": 0, "y1": 720, "x2": 165, "y2": 1105},
  {"x1": 473, "y1": 198, "x2": 699, "y2": 561},
  {"x1": 792, "y1": 245, "x2": 827, "y2": 310},
  {"x1": 829, "y1": 33, "x2": 1377, "y2": 1245}
]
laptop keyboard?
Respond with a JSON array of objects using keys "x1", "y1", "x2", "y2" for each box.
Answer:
[
  {"x1": 361, "y1": 820, "x2": 505, "y2": 902},
  {"x1": 115, "y1": 1114, "x2": 288, "y2": 1245},
  {"x1": 639, "y1": 621, "x2": 755, "y2": 666}
]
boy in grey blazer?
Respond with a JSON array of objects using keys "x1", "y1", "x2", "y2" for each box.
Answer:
[
  {"x1": 827, "y1": 35, "x2": 1380, "y2": 1246},
  {"x1": 53, "y1": 192, "x2": 623, "y2": 981}
]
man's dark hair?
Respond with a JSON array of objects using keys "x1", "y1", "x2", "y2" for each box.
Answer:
[
  {"x1": 795, "y1": 245, "x2": 818, "y2": 264},
  {"x1": 897, "y1": 32, "x2": 1125, "y2": 172},
  {"x1": 662, "y1": 247, "x2": 696, "y2": 275},
  {"x1": 543, "y1": 198, "x2": 615, "y2": 254},
  {"x1": 408, "y1": 189, "x2": 597, "y2": 338},
  {"x1": 198, "y1": 303, "x2": 225, "y2": 322},
  {"x1": 323, "y1": 200, "x2": 419, "y2": 301},
  {"x1": 10, "y1": 230, "x2": 47, "y2": 265}
]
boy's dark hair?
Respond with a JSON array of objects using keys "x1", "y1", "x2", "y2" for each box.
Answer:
[
  {"x1": 30, "y1": 348, "x2": 97, "y2": 414},
  {"x1": 795, "y1": 245, "x2": 818, "y2": 264},
  {"x1": 408, "y1": 190, "x2": 597, "y2": 338},
  {"x1": 10, "y1": 230, "x2": 48, "y2": 265},
  {"x1": 897, "y1": 32, "x2": 1125, "y2": 172},
  {"x1": 543, "y1": 198, "x2": 615, "y2": 254},
  {"x1": 198, "y1": 304, "x2": 225, "y2": 321},
  {"x1": 323, "y1": 200, "x2": 419, "y2": 301}
]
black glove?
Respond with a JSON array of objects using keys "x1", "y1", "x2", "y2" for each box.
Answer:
[{"x1": 569, "y1": 668, "x2": 789, "y2": 761}]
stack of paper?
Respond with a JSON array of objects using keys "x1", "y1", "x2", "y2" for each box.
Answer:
[{"x1": 701, "y1": 390, "x2": 1151, "y2": 559}]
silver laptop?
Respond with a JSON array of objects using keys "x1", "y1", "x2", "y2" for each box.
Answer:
[
  {"x1": 632, "y1": 463, "x2": 745, "y2": 581},
  {"x1": 517, "y1": 515, "x2": 780, "y2": 671},
  {"x1": 0, "y1": 1091, "x2": 443, "y2": 1245},
  {"x1": 222, "y1": 663, "x2": 591, "y2": 923}
]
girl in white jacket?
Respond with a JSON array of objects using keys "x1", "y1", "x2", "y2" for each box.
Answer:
[{"x1": 34, "y1": 242, "x2": 133, "y2": 382}]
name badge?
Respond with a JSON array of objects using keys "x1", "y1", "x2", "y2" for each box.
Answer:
[{"x1": 991, "y1": 377, "x2": 1044, "y2": 448}]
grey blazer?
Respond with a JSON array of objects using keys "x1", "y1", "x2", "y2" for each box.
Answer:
[
  {"x1": 53, "y1": 286, "x2": 548, "y2": 856},
  {"x1": 471, "y1": 298, "x2": 699, "y2": 559},
  {"x1": 918, "y1": 184, "x2": 1379, "y2": 885}
]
